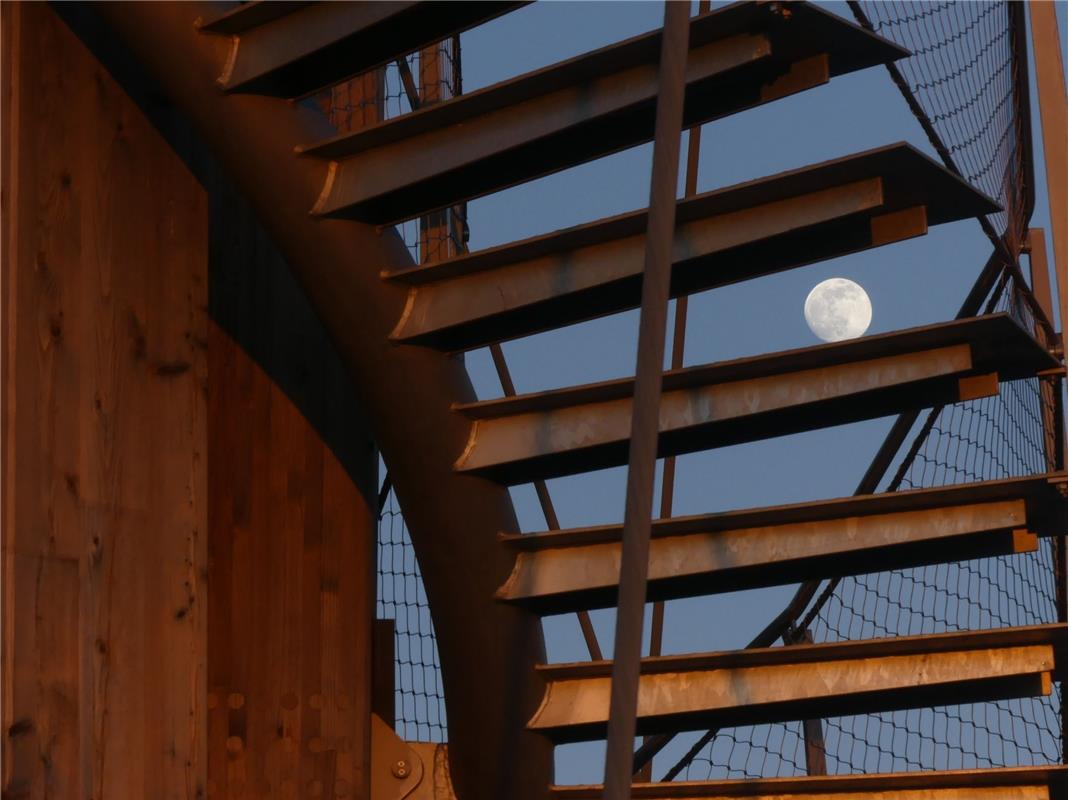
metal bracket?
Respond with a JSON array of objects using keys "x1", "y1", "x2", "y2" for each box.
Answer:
[{"x1": 371, "y1": 713, "x2": 457, "y2": 800}]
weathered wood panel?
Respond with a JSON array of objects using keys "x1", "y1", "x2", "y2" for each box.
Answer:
[
  {"x1": 207, "y1": 327, "x2": 375, "y2": 800},
  {"x1": 2, "y1": 3, "x2": 208, "y2": 797}
]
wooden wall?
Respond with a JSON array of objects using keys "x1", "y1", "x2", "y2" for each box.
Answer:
[
  {"x1": 2, "y1": 3, "x2": 208, "y2": 796},
  {"x1": 3, "y1": 5, "x2": 379, "y2": 799},
  {"x1": 208, "y1": 332, "x2": 374, "y2": 799}
]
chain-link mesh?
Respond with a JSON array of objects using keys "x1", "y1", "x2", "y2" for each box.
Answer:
[
  {"x1": 669, "y1": 1, "x2": 1058, "y2": 781},
  {"x1": 377, "y1": 486, "x2": 448, "y2": 743},
  {"x1": 321, "y1": 42, "x2": 462, "y2": 743},
  {"x1": 677, "y1": 264, "x2": 1062, "y2": 781},
  {"x1": 851, "y1": 0, "x2": 1032, "y2": 252},
  {"x1": 322, "y1": 39, "x2": 466, "y2": 265}
]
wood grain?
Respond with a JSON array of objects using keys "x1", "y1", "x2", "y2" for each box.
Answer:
[
  {"x1": 2, "y1": 4, "x2": 208, "y2": 797},
  {"x1": 208, "y1": 327, "x2": 375, "y2": 799}
]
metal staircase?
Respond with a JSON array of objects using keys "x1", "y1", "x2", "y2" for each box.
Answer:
[{"x1": 98, "y1": 2, "x2": 1068, "y2": 798}]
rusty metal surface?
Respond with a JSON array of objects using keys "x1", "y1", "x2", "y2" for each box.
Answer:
[
  {"x1": 1030, "y1": 2, "x2": 1068, "y2": 346},
  {"x1": 197, "y1": 1, "x2": 310, "y2": 36},
  {"x1": 530, "y1": 642, "x2": 1054, "y2": 742},
  {"x1": 498, "y1": 499, "x2": 1038, "y2": 613},
  {"x1": 454, "y1": 315, "x2": 1054, "y2": 484},
  {"x1": 212, "y1": 1, "x2": 525, "y2": 97},
  {"x1": 387, "y1": 144, "x2": 997, "y2": 351},
  {"x1": 93, "y1": 5, "x2": 551, "y2": 800},
  {"x1": 550, "y1": 765, "x2": 1068, "y2": 799},
  {"x1": 300, "y1": 1, "x2": 906, "y2": 223},
  {"x1": 505, "y1": 473, "x2": 1068, "y2": 550},
  {"x1": 601, "y1": 3, "x2": 690, "y2": 797}
]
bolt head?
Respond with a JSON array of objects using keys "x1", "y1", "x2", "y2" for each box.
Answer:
[{"x1": 391, "y1": 760, "x2": 409, "y2": 779}]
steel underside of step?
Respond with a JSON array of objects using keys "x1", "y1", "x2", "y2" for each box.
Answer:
[
  {"x1": 298, "y1": 2, "x2": 906, "y2": 223},
  {"x1": 497, "y1": 473, "x2": 1068, "y2": 613},
  {"x1": 550, "y1": 765, "x2": 1068, "y2": 799},
  {"x1": 386, "y1": 144, "x2": 996, "y2": 351},
  {"x1": 454, "y1": 314, "x2": 1055, "y2": 484},
  {"x1": 529, "y1": 624, "x2": 1068, "y2": 743},
  {"x1": 204, "y1": 0, "x2": 526, "y2": 97}
]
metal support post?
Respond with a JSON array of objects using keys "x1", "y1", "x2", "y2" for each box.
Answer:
[{"x1": 602, "y1": 4, "x2": 690, "y2": 798}]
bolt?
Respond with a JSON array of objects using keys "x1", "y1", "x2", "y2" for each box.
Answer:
[{"x1": 391, "y1": 759, "x2": 409, "y2": 779}]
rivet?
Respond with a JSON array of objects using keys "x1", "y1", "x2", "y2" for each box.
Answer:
[
  {"x1": 225, "y1": 735, "x2": 243, "y2": 754},
  {"x1": 227, "y1": 693, "x2": 245, "y2": 710},
  {"x1": 391, "y1": 759, "x2": 409, "y2": 779}
]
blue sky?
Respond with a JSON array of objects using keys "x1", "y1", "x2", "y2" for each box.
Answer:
[{"x1": 452, "y1": 2, "x2": 1068, "y2": 783}]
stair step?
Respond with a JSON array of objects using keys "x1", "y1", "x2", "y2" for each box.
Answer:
[
  {"x1": 550, "y1": 765, "x2": 1068, "y2": 800},
  {"x1": 497, "y1": 474, "x2": 1068, "y2": 614},
  {"x1": 454, "y1": 314, "x2": 1056, "y2": 485},
  {"x1": 299, "y1": 1, "x2": 906, "y2": 223},
  {"x1": 197, "y1": 1, "x2": 310, "y2": 36},
  {"x1": 529, "y1": 624, "x2": 1067, "y2": 743},
  {"x1": 387, "y1": 144, "x2": 995, "y2": 351},
  {"x1": 204, "y1": 1, "x2": 525, "y2": 97}
]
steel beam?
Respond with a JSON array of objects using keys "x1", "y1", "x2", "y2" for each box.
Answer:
[
  {"x1": 1029, "y1": 2, "x2": 1068, "y2": 310},
  {"x1": 601, "y1": 4, "x2": 690, "y2": 796},
  {"x1": 203, "y1": 1, "x2": 525, "y2": 97},
  {"x1": 498, "y1": 472, "x2": 1068, "y2": 612},
  {"x1": 300, "y1": 2, "x2": 906, "y2": 223},
  {"x1": 455, "y1": 315, "x2": 1055, "y2": 484},
  {"x1": 550, "y1": 765, "x2": 1068, "y2": 800},
  {"x1": 528, "y1": 625, "x2": 1067, "y2": 743},
  {"x1": 389, "y1": 144, "x2": 996, "y2": 351}
]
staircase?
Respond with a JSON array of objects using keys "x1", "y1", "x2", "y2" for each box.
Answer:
[{"x1": 99, "y1": 2, "x2": 1068, "y2": 798}]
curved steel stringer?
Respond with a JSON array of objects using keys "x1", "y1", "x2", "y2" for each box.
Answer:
[{"x1": 92, "y1": 4, "x2": 552, "y2": 799}]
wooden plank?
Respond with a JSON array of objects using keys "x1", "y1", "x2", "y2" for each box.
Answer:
[
  {"x1": 2, "y1": 5, "x2": 209, "y2": 797},
  {"x1": 208, "y1": 325, "x2": 378, "y2": 799}
]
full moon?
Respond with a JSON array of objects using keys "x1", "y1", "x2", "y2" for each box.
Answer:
[{"x1": 804, "y1": 278, "x2": 872, "y2": 342}]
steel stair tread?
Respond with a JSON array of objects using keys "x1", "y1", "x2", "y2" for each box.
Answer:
[
  {"x1": 197, "y1": 1, "x2": 310, "y2": 36},
  {"x1": 496, "y1": 473, "x2": 1068, "y2": 613},
  {"x1": 549, "y1": 765, "x2": 1068, "y2": 799},
  {"x1": 205, "y1": 1, "x2": 526, "y2": 98},
  {"x1": 454, "y1": 314, "x2": 1057, "y2": 484},
  {"x1": 384, "y1": 143, "x2": 997, "y2": 351},
  {"x1": 299, "y1": 1, "x2": 907, "y2": 223},
  {"x1": 528, "y1": 624, "x2": 1068, "y2": 742}
]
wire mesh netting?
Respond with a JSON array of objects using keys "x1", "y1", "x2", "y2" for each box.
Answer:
[
  {"x1": 321, "y1": 42, "x2": 462, "y2": 742},
  {"x1": 378, "y1": 487, "x2": 448, "y2": 742},
  {"x1": 678, "y1": 268, "x2": 1062, "y2": 781},
  {"x1": 671, "y1": 0, "x2": 1059, "y2": 781},
  {"x1": 851, "y1": 0, "x2": 1032, "y2": 250},
  {"x1": 322, "y1": 38, "x2": 467, "y2": 264}
]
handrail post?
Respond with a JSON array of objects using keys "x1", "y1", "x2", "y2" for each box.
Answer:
[{"x1": 601, "y1": 3, "x2": 690, "y2": 798}]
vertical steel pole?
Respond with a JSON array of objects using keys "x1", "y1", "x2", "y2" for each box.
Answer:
[
  {"x1": 1029, "y1": 2, "x2": 1068, "y2": 762},
  {"x1": 1030, "y1": 2, "x2": 1068, "y2": 325},
  {"x1": 602, "y1": 4, "x2": 689, "y2": 798},
  {"x1": 637, "y1": 1, "x2": 708, "y2": 775}
]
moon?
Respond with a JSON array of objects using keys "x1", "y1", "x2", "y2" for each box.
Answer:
[{"x1": 804, "y1": 278, "x2": 872, "y2": 342}]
